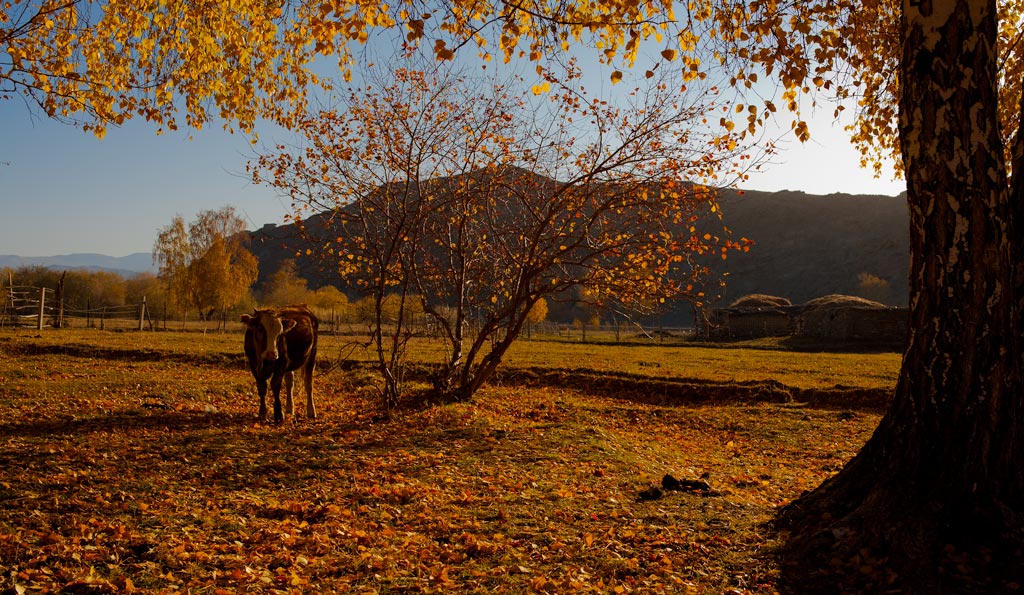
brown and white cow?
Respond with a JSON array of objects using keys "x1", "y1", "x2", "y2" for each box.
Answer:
[{"x1": 240, "y1": 304, "x2": 319, "y2": 423}]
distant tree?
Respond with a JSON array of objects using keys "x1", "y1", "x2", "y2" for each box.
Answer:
[
  {"x1": 4, "y1": 266, "x2": 60, "y2": 289},
  {"x1": 311, "y1": 285, "x2": 347, "y2": 308},
  {"x1": 191, "y1": 235, "x2": 258, "y2": 324},
  {"x1": 153, "y1": 216, "x2": 191, "y2": 315},
  {"x1": 153, "y1": 206, "x2": 257, "y2": 323},
  {"x1": 526, "y1": 298, "x2": 548, "y2": 325},
  {"x1": 524, "y1": 297, "x2": 548, "y2": 339},
  {"x1": 63, "y1": 270, "x2": 126, "y2": 310},
  {"x1": 310, "y1": 285, "x2": 350, "y2": 319},
  {"x1": 124, "y1": 272, "x2": 169, "y2": 320},
  {"x1": 259, "y1": 259, "x2": 310, "y2": 306},
  {"x1": 856, "y1": 272, "x2": 892, "y2": 305}
]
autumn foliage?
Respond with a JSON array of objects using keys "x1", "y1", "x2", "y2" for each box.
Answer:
[
  {"x1": 0, "y1": 330, "x2": 892, "y2": 594},
  {"x1": 9, "y1": 0, "x2": 1024, "y2": 591},
  {"x1": 153, "y1": 206, "x2": 257, "y2": 323},
  {"x1": 1, "y1": 0, "x2": 329, "y2": 137},
  {"x1": 4, "y1": 0, "x2": 1021, "y2": 179}
]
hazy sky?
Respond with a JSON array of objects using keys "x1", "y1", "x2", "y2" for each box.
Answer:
[{"x1": 0, "y1": 68, "x2": 906, "y2": 258}]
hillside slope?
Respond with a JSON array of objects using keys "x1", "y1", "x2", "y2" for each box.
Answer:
[
  {"x1": 711, "y1": 189, "x2": 908, "y2": 307},
  {"x1": 247, "y1": 187, "x2": 911, "y2": 320}
]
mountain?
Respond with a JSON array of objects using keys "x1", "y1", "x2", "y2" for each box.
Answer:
[
  {"x1": 247, "y1": 181, "x2": 910, "y2": 323},
  {"x1": 713, "y1": 188, "x2": 909, "y2": 307},
  {"x1": 0, "y1": 252, "x2": 156, "y2": 276}
]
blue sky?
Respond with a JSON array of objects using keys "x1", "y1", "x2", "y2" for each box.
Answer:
[
  {"x1": 1, "y1": 109, "x2": 288, "y2": 257},
  {"x1": 0, "y1": 68, "x2": 906, "y2": 258}
]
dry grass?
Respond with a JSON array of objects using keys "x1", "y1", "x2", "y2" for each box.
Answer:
[
  {"x1": 0, "y1": 329, "x2": 890, "y2": 594},
  {"x1": 0, "y1": 327, "x2": 900, "y2": 390}
]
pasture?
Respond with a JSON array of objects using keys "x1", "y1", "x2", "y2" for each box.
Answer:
[{"x1": 0, "y1": 329, "x2": 900, "y2": 593}]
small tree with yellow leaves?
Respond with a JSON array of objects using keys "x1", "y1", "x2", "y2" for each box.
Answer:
[
  {"x1": 254, "y1": 58, "x2": 751, "y2": 405},
  {"x1": 153, "y1": 206, "x2": 257, "y2": 324}
]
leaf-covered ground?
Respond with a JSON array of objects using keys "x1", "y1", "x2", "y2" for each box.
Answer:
[{"x1": 0, "y1": 332, "x2": 884, "y2": 594}]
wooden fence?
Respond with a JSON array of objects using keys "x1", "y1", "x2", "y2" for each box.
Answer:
[
  {"x1": 2, "y1": 284, "x2": 694, "y2": 341},
  {"x1": 1, "y1": 285, "x2": 148, "y2": 330}
]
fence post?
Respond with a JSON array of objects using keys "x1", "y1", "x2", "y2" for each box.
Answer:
[
  {"x1": 37, "y1": 287, "x2": 45, "y2": 330},
  {"x1": 56, "y1": 272, "x2": 66, "y2": 329},
  {"x1": 138, "y1": 297, "x2": 147, "y2": 331}
]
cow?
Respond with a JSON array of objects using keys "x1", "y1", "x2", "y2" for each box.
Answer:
[{"x1": 240, "y1": 304, "x2": 319, "y2": 423}]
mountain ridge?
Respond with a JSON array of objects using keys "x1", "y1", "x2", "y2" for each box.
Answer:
[
  {"x1": 0, "y1": 252, "x2": 156, "y2": 276},
  {"x1": 247, "y1": 185, "x2": 910, "y2": 321}
]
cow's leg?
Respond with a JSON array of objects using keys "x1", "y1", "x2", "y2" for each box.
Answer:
[
  {"x1": 303, "y1": 359, "x2": 316, "y2": 419},
  {"x1": 256, "y1": 377, "x2": 269, "y2": 422},
  {"x1": 269, "y1": 373, "x2": 285, "y2": 423},
  {"x1": 284, "y1": 370, "x2": 295, "y2": 416}
]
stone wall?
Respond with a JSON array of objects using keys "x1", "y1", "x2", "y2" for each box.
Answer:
[
  {"x1": 704, "y1": 306, "x2": 800, "y2": 340},
  {"x1": 706, "y1": 298, "x2": 908, "y2": 347},
  {"x1": 797, "y1": 306, "x2": 908, "y2": 343}
]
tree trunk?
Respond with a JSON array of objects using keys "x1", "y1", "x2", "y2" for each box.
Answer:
[{"x1": 776, "y1": 0, "x2": 1024, "y2": 592}]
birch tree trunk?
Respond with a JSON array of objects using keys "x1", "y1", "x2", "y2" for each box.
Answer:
[{"x1": 777, "y1": 0, "x2": 1024, "y2": 591}]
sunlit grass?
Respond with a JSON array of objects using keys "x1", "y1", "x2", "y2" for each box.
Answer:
[
  {"x1": 0, "y1": 326, "x2": 901, "y2": 392},
  {"x1": 0, "y1": 326, "x2": 898, "y2": 594}
]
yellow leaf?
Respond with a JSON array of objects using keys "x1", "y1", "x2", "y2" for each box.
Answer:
[
  {"x1": 661, "y1": 49, "x2": 677, "y2": 61},
  {"x1": 610, "y1": 70, "x2": 623, "y2": 84}
]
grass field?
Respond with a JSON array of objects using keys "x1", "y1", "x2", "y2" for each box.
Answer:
[{"x1": 0, "y1": 329, "x2": 899, "y2": 594}]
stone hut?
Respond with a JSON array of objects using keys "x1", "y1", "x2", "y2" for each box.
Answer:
[
  {"x1": 705, "y1": 294, "x2": 798, "y2": 339},
  {"x1": 703, "y1": 293, "x2": 908, "y2": 346},
  {"x1": 796, "y1": 294, "x2": 907, "y2": 345}
]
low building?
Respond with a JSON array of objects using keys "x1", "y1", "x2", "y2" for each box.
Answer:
[
  {"x1": 702, "y1": 294, "x2": 799, "y2": 340},
  {"x1": 704, "y1": 293, "x2": 907, "y2": 347},
  {"x1": 797, "y1": 294, "x2": 907, "y2": 345}
]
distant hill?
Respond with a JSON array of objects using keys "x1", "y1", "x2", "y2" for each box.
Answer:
[
  {"x1": 0, "y1": 252, "x2": 156, "y2": 276},
  {"x1": 713, "y1": 188, "x2": 909, "y2": 307},
  {"x1": 246, "y1": 182, "x2": 910, "y2": 324}
]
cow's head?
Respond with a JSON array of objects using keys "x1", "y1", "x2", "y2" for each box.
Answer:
[{"x1": 241, "y1": 310, "x2": 297, "y2": 363}]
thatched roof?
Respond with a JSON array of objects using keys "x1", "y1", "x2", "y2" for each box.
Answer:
[
  {"x1": 803, "y1": 294, "x2": 886, "y2": 310},
  {"x1": 728, "y1": 294, "x2": 793, "y2": 309}
]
